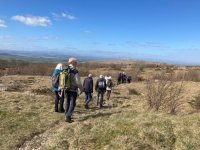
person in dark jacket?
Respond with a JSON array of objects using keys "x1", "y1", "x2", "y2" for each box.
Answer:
[
  {"x1": 117, "y1": 73, "x2": 122, "y2": 85},
  {"x1": 122, "y1": 72, "x2": 127, "y2": 83},
  {"x1": 127, "y1": 76, "x2": 132, "y2": 83},
  {"x1": 95, "y1": 75, "x2": 107, "y2": 108},
  {"x1": 52, "y1": 63, "x2": 65, "y2": 112},
  {"x1": 83, "y1": 74, "x2": 93, "y2": 109}
]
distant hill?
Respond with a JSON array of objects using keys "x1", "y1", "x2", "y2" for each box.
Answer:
[{"x1": 0, "y1": 50, "x2": 99, "y2": 63}]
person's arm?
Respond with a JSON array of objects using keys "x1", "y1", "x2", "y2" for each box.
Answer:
[
  {"x1": 95, "y1": 80, "x2": 98, "y2": 91},
  {"x1": 83, "y1": 78, "x2": 86, "y2": 91},
  {"x1": 75, "y1": 73, "x2": 84, "y2": 92},
  {"x1": 91, "y1": 79, "x2": 93, "y2": 93},
  {"x1": 104, "y1": 80, "x2": 107, "y2": 91}
]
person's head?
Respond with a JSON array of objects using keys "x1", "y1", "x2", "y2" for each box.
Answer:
[
  {"x1": 108, "y1": 76, "x2": 112, "y2": 80},
  {"x1": 88, "y1": 74, "x2": 92, "y2": 78},
  {"x1": 68, "y1": 57, "x2": 78, "y2": 68},
  {"x1": 55, "y1": 63, "x2": 63, "y2": 70},
  {"x1": 99, "y1": 75, "x2": 104, "y2": 79}
]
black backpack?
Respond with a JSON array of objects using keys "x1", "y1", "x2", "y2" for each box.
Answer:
[{"x1": 98, "y1": 80, "x2": 105, "y2": 89}]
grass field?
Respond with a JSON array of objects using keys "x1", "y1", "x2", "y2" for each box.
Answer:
[{"x1": 1, "y1": 73, "x2": 200, "y2": 150}]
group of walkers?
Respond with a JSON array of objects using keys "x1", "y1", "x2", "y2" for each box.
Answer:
[
  {"x1": 117, "y1": 72, "x2": 132, "y2": 84},
  {"x1": 52, "y1": 58, "x2": 114, "y2": 122}
]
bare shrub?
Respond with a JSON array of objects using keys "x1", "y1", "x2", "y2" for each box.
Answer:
[
  {"x1": 129, "y1": 88, "x2": 140, "y2": 95},
  {"x1": 133, "y1": 61, "x2": 145, "y2": 78},
  {"x1": 184, "y1": 70, "x2": 200, "y2": 82},
  {"x1": 146, "y1": 73, "x2": 184, "y2": 114},
  {"x1": 78, "y1": 67, "x2": 89, "y2": 77},
  {"x1": 188, "y1": 94, "x2": 200, "y2": 112},
  {"x1": 6, "y1": 82, "x2": 23, "y2": 92}
]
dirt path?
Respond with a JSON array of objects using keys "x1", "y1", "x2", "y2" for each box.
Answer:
[{"x1": 18, "y1": 104, "x2": 123, "y2": 150}]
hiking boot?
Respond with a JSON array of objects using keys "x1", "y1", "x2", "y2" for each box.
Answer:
[
  {"x1": 59, "y1": 108, "x2": 65, "y2": 113},
  {"x1": 65, "y1": 116, "x2": 73, "y2": 123},
  {"x1": 85, "y1": 104, "x2": 89, "y2": 109},
  {"x1": 55, "y1": 109, "x2": 59, "y2": 112}
]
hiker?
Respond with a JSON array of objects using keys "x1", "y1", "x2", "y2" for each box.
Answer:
[
  {"x1": 64, "y1": 58, "x2": 84, "y2": 122},
  {"x1": 122, "y1": 72, "x2": 127, "y2": 83},
  {"x1": 117, "y1": 73, "x2": 122, "y2": 85},
  {"x1": 106, "y1": 76, "x2": 113, "y2": 100},
  {"x1": 127, "y1": 76, "x2": 132, "y2": 83},
  {"x1": 83, "y1": 73, "x2": 93, "y2": 109},
  {"x1": 52, "y1": 63, "x2": 65, "y2": 113},
  {"x1": 95, "y1": 75, "x2": 107, "y2": 108}
]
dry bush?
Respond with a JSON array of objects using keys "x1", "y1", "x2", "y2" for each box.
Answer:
[
  {"x1": 171, "y1": 70, "x2": 200, "y2": 82},
  {"x1": 189, "y1": 94, "x2": 200, "y2": 112},
  {"x1": 146, "y1": 73, "x2": 184, "y2": 114},
  {"x1": 3, "y1": 61, "x2": 55, "y2": 76},
  {"x1": 78, "y1": 67, "x2": 90, "y2": 77},
  {"x1": 128, "y1": 88, "x2": 140, "y2": 95},
  {"x1": 183, "y1": 70, "x2": 200, "y2": 82},
  {"x1": 6, "y1": 82, "x2": 24, "y2": 92}
]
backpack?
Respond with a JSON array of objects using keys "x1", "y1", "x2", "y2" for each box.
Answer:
[
  {"x1": 98, "y1": 80, "x2": 105, "y2": 89},
  {"x1": 107, "y1": 80, "x2": 112, "y2": 88},
  {"x1": 52, "y1": 74, "x2": 59, "y2": 87},
  {"x1": 58, "y1": 69, "x2": 72, "y2": 90}
]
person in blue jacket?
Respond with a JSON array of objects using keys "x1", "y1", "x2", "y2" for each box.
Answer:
[{"x1": 52, "y1": 63, "x2": 65, "y2": 112}]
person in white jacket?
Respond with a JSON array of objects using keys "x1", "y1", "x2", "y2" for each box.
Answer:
[{"x1": 106, "y1": 76, "x2": 113, "y2": 100}]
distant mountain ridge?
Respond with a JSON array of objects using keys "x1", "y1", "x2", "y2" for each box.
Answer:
[
  {"x1": 0, "y1": 49, "x2": 105, "y2": 63},
  {"x1": 0, "y1": 49, "x2": 198, "y2": 66}
]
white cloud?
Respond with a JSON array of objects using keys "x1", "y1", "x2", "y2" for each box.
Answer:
[
  {"x1": 11, "y1": 15, "x2": 51, "y2": 27},
  {"x1": 61, "y1": 13, "x2": 77, "y2": 20},
  {"x1": 26, "y1": 36, "x2": 60, "y2": 42},
  {"x1": 52, "y1": 12, "x2": 77, "y2": 20},
  {"x1": 0, "y1": 19, "x2": 7, "y2": 28}
]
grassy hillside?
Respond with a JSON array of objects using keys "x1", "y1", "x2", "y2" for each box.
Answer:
[{"x1": 1, "y1": 74, "x2": 200, "y2": 150}]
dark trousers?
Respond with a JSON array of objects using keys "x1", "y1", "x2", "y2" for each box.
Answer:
[
  {"x1": 107, "y1": 90, "x2": 111, "y2": 100},
  {"x1": 97, "y1": 91, "x2": 104, "y2": 107},
  {"x1": 65, "y1": 91, "x2": 78, "y2": 118},
  {"x1": 85, "y1": 92, "x2": 92, "y2": 105},
  {"x1": 54, "y1": 91, "x2": 64, "y2": 112}
]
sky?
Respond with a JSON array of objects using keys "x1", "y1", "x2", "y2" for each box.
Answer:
[{"x1": 0, "y1": 0, "x2": 200, "y2": 65}]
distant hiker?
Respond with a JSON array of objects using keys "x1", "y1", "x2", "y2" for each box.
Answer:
[
  {"x1": 95, "y1": 75, "x2": 107, "y2": 108},
  {"x1": 83, "y1": 73, "x2": 93, "y2": 109},
  {"x1": 106, "y1": 76, "x2": 113, "y2": 100},
  {"x1": 127, "y1": 76, "x2": 132, "y2": 83},
  {"x1": 52, "y1": 63, "x2": 65, "y2": 113},
  {"x1": 122, "y1": 72, "x2": 127, "y2": 83},
  {"x1": 117, "y1": 73, "x2": 122, "y2": 85},
  {"x1": 62, "y1": 58, "x2": 84, "y2": 122}
]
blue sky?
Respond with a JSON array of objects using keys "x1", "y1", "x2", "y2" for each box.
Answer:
[{"x1": 0, "y1": 0, "x2": 200, "y2": 65}]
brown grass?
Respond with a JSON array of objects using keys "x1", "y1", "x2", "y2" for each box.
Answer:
[{"x1": 1, "y1": 60, "x2": 200, "y2": 149}]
